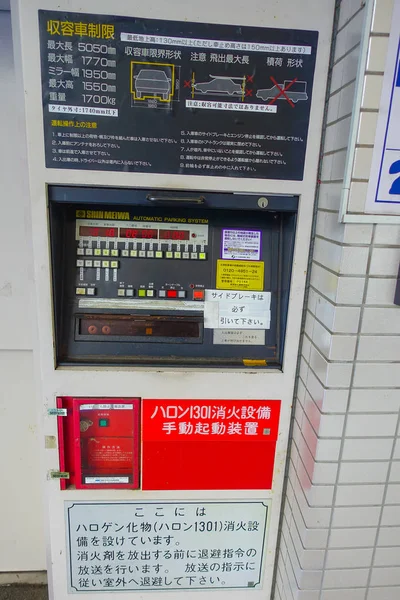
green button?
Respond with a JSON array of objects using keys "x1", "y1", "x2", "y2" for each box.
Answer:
[
  {"x1": 138, "y1": 289, "x2": 146, "y2": 297},
  {"x1": 99, "y1": 418, "x2": 109, "y2": 427}
]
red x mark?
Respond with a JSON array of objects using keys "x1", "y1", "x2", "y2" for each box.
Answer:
[
  {"x1": 268, "y1": 76, "x2": 298, "y2": 108},
  {"x1": 245, "y1": 89, "x2": 253, "y2": 97},
  {"x1": 246, "y1": 75, "x2": 254, "y2": 83},
  {"x1": 184, "y1": 80, "x2": 192, "y2": 88}
]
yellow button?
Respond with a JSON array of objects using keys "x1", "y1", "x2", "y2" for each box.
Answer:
[
  {"x1": 102, "y1": 249, "x2": 110, "y2": 256},
  {"x1": 199, "y1": 252, "x2": 206, "y2": 260},
  {"x1": 117, "y1": 289, "x2": 125, "y2": 296},
  {"x1": 138, "y1": 289, "x2": 146, "y2": 297},
  {"x1": 94, "y1": 249, "x2": 101, "y2": 256},
  {"x1": 102, "y1": 261, "x2": 110, "y2": 268},
  {"x1": 174, "y1": 252, "x2": 182, "y2": 259},
  {"x1": 130, "y1": 250, "x2": 138, "y2": 257},
  {"x1": 75, "y1": 287, "x2": 86, "y2": 295},
  {"x1": 111, "y1": 249, "x2": 119, "y2": 256},
  {"x1": 166, "y1": 251, "x2": 173, "y2": 259},
  {"x1": 155, "y1": 251, "x2": 163, "y2": 258},
  {"x1": 111, "y1": 261, "x2": 119, "y2": 268}
]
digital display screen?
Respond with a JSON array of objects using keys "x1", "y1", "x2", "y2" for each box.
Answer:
[
  {"x1": 120, "y1": 228, "x2": 158, "y2": 239},
  {"x1": 79, "y1": 226, "x2": 117, "y2": 237},
  {"x1": 159, "y1": 230, "x2": 190, "y2": 240}
]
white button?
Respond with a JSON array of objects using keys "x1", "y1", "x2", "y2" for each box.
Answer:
[
  {"x1": 166, "y1": 252, "x2": 173, "y2": 259},
  {"x1": 93, "y1": 260, "x2": 101, "y2": 268},
  {"x1": 139, "y1": 250, "x2": 146, "y2": 258},
  {"x1": 85, "y1": 260, "x2": 93, "y2": 268},
  {"x1": 147, "y1": 251, "x2": 154, "y2": 258},
  {"x1": 77, "y1": 248, "x2": 84, "y2": 255},
  {"x1": 178, "y1": 290, "x2": 186, "y2": 298},
  {"x1": 130, "y1": 250, "x2": 138, "y2": 257},
  {"x1": 146, "y1": 289, "x2": 154, "y2": 297},
  {"x1": 158, "y1": 290, "x2": 166, "y2": 298},
  {"x1": 87, "y1": 288, "x2": 95, "y2": 296},
  {"x1": 102, "y1": 261, "x2": 110, "y2": 268},
  {"x1": 126, "y1": 289, "x2": 134, "y2": 297},
  {"x1": 85, "y1": 248, "x2": 93, "y2": 255},
  {"x1": 111, "y1": 249, "x2": 119, "y2": 256},
  {"x1": 122, "y1": 250, "x2": 129, "y2": 257},
  {"x1": 75, "y1": 287, "x2": 86, "y2": 295},
  {"x1": 183, "y1": 252, "x2": 190, "y2": 259},
  {"x1": 117, "y1": 289, "x2": 125, "y2": 296},
  {"x1": 191, "y1": 253, "x2": 198, "y2": 260},
  {"x1": 76, "y1": 259, "x2": 84, "y2": 267}
]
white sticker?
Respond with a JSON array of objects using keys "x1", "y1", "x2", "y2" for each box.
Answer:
[
  {"x1": 204, "y1": 290, "x2": 271, "y2": 330},
  {"x1": 222, "y1": 229, "x2": 261, "y2": 261},
  {"x1": 213, "y1": 329, "x2": 266, "y2": 345},
  {"x1": 84, "y1": 477, "x2": 129, "y2": 484}
]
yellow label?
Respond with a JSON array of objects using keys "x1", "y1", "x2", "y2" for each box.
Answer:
[
  {"x1": 243, "y1": 359, "x2": 267, "y2": 367},
  {"x1": 216, "y1": 260, "x2": 264, "y2": 291}
]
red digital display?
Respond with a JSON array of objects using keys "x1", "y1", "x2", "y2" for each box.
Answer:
[
  {"x1": 79, "y1": 226, "x2": 117, "y2": 237},
  {"x1": 159, "y1": 230, "x2": 190, "y2": 241},
  {"x1": 120, "y1": 228, "x2": 158, "y2": 239}
]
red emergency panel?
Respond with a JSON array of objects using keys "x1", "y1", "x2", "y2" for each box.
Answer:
[
  {"x1": 57, "y1": 397, "x2": 140, "y2": 490},
  {"x1": 142, "y1": 399, "x2": 281, "y2": 490}
]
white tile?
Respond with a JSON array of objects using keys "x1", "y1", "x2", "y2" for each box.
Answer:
[
  {"x1": 330, "y1": 60, "x2": 345, "y2": 95},
  {"x1": 324, "y1": 116, "x2": 352, "y2": 153},
  {"x1": 393, "y1": 439, "x2": 400, "y2": 460},
  {"x1": 375, "y1": 224, "x2": 400, "y2": 246},
  {"x1": 366, "y1": 278, "x2": 397, "y2": 305},
  {"x1": 326, "y1": 362, "x2": 353, "y2": 388},
  {"x1": 326, "y1": 547, "x2": 373, "y2": 569},
  {"x1": 318, "y1": 183, "x2": 343, "y2": 211},
  {"x1": 389, "y1": 462, "x2": 400, "y2": 483},
  {"x1": 338, "y1": 0, "x2": 364, "y2": 29},
  {"x1": 335, "y1": 9, "x2": 364, "y2": 62},
  {"x1": 357, "y1": 336, "x2": 400, "y2": 362},
  {"x1": 352, "y1": 147, "x2": 374, "y2": 179},
  {"x1": 340, "y1": 246, "x2": 369, "y2": 276},
  {"x1": 315, "y1": 439, "x2": 342, "y2": 462},
  {"x1": 357, "y1": 111, "x2": 379, "y2": 145},
  {"x1": 349, "y1": 389, "x2": 400, "y2": 412},
  {"x1": 332, "y1": 506, "x2": 381, "y2": 528},
  {"x1": 370, "y1": 248, "x2": 400, "y2": 276},
  {"x1": 342, "y1": 437, "x2": 393, "y2": 460},
  {"x1": 336, "y1": 277, "x2": 365, "y2": 304},
  {"x1": 329, "y1": 527, "x2": 377, "y2": 548},
  {"x1": 338, "y1": 461, "x2": 389, "y2": 484},
  {"x1": 327, "y1": 91, "x2": 341, "y2": 123},
  {"x1": 321, "y1": 389, "x2": 349, "y2": 414},
  {"x1": 342, "y1": 45, "x2": 362, "y2": 88},
  {"x1": 353, "y1": 363, "x2": 400, "y2": 388},
  {"x1": 335, "y1": 484, "x2": 385, "y2": 506},
  {"x1": 319, "y1": 413, "x2": 346, "y2": 438},
  {"x1": 338, "y1": 81, "x2": 357, "y2": 121},
  {"x1": 333, "y1": 306, "x2": 361, "y2": 333},
  {"x1": 371, "y1": 0, "x2": 394, "y2": 33},
  {"x1": 367, "y1": 36, "x2": 390, "y2": 72},
  {"x1": 321, "y1": 590, "x2": 365, "y2": 600},
  {"x1": 331, "y1": 149, "x2": 348, "y2": 181},
  {"x1": 374, "y1": 546, "x2": 400, "y2": 567},
  {"x1": 316, "y1": 211, "x2": 344, "y2": 244},
  {"x1": 381, "y1": 505, "x2": 400, "y2": 526},
  {"x1": 329, "y1": 336, "x2": 357, "y2": 361},
  {"x1": 370, "y1": 566, "x2": 400, "y2": 586},
  {"x1": 312, "y1": 462, "x2": 339, "y2": 485},
  {"x1": 348, "y1": 181, "x2": 368, "y2": 213},
  {"x1": 322, "y1": 567, "x2": 369, "y2": 588},
  {"x1": 314, "y1": 237, "x2": 342, "y2": 272},
  {"x1": 310, "y1": 263, "x2": 338, "y2": 303},
  {"x1": 377, "y1": 526, "x2": 400, "y2": 546},
  {"x1": 346, "y1": 414, "x2": 397, "y2": 437},
  {"x1": 311, "y1": 319, "x2": 332, "y2": 359},
  {"x1": 343, "y1": 223, "x2": 373, "y2": 245},
  {"x1": 362, "y1": 74, "x2": 384, "y2": 110},
  {"x1": 385, "y1": 484, "x2": 400, "y2": 505},
  {"x1": 302, "y1": 334, "x2": 312, "y2": 363},
  {"x1": 362, "y1": 308, "x2": 400, "y2": 333},
  {"x1": 367, "y1": 588, "x2": 400, "y2": 600}
]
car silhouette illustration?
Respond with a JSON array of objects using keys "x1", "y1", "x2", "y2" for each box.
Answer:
[
  {"x1": 256, "y1": 80, "x2": 308, "y2": 103},
  {"x1": 194, "y1": 76, "x2": 243, "y2": 96},
  {"x1": 134, "y1": 69, "x2": 171, "y2": 100}
]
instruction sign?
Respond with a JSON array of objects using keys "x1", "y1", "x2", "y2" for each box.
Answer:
[
  {"x1": 366, "y1": 0, "x2": 400, "y2": 215},
  {"x1": 222, "y1": 229, "x2": 261, "y2": 260},
  {"x1": 204, "y1": 290, "x2": 271, "y2": 329},
  {"x1": 65, "y1": 500, "x2": 269, "y2": 592},
  {"x1": 39, "y1": 10, "x2": 318, "y2": 180},
  {"x1": 216, "y1": 260, "x2": 264, "y2": 290}
]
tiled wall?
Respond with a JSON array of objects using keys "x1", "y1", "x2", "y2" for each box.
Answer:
[{"x1": 274, "y1": 1, "x2": 400, "y2": 599}]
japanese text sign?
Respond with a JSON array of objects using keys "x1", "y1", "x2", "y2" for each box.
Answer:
[{"x1": 65, "y1": 501, "x2": 269, "y2": 592}]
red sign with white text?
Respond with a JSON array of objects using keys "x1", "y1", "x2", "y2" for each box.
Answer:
[{"x1": 142, "y1": 399, "x2": 281, "y2": 491}]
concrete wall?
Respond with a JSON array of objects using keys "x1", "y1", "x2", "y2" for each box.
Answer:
[
  {"x1": 0, "y1": 9, "x2": 45, "y2": 572},
  {"x1": 274, "y1": 1, "x2": 400, "y2": 599}
]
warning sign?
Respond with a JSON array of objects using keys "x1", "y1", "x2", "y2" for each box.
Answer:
[{"x1": 216, "y1": 260, "x2": 264, "y2": 291}]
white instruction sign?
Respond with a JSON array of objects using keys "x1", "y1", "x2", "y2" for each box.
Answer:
[
  {"x1": 222, "y1": 229, "x2": 261, "y2": 261},
  {"x1": 204, "y1": 290, "x2": 271, "y2": 330},
  {"x1": 213, "y1": 329, "x2": 266, "y2": 345},
  {"x1": 65, "y1": 500, "x2": 269, "y2": 592}
]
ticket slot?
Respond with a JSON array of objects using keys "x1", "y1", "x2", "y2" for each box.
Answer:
[{"x1": 76, "y1": 314, "x2": 203, "y2": 344}]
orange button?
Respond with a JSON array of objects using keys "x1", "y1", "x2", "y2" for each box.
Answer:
[{"x1": 193, "y1": 290, "x2": 204, "y2": 300}]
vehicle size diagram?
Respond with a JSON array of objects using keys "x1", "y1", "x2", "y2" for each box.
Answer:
[
  {"x1": 256, "y1": 80, "x2": 308, "y2": 103},
  {"x1": 193, "y1": 75, "x2": 246, "y2": 97},
  {"x1": 130, "y1": 62, "x2": 180, "y2": 109}
]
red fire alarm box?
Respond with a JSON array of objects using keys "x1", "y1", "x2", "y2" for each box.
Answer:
[
  {"x1": 141, "y1": 399, "x2": 281, "y2": 490},
  {"x1": 57, "y1": 397, "x2": 140, "y2": 490}
]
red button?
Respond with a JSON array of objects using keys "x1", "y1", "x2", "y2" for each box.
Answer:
[
  {"x1": 167, "y1": 290, "x2": 177, "y2": 298},
  {"x1": 193, "y1": 290, "x2": 204, "y2": 300}
]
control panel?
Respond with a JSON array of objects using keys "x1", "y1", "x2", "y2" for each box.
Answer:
[{"x1": 49, "y1": 187, "x2": 297, "y2": 367}]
